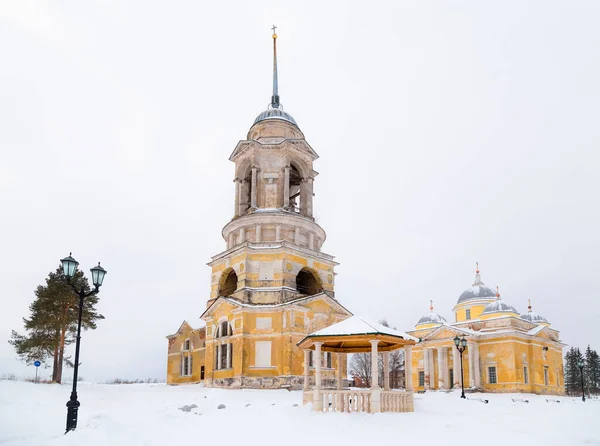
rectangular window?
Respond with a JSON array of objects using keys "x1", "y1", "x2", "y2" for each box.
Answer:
[
  {"x1": 255, "y1": 341, "x2": 272, "y2": 367},
  {"x1": 181, "y1": 355, "x2": 190, "y2": 376},
  {"x1": 488, "y1": 366, "x2": 497, "y2": 384},
  {"x1": 215, "y1": 345, "x2": 219, "y2": 370},
  {"x1": 220, "y1": 343, "x2": 227, "y2": 369},
  {"x1": 259, "y1": 262, "x2": 274, "y2": 280},
  {"x1": 524, "y1": 366, "x2": 529, "y2": 384},
  {"x1": 419, "y1": 371, "x2": 425, "y2": 387},
  {"x1": 256, "y1": 317, "x2": 272, "y2": 329},
  {"x1": 449, "y1": 369, "x2": 454, "y2": 389},
  {"x1": 227, "y1": 343, "x2": 233, "y2": 369},
  {"x1": 466, "y1": 309, "x2": 471, "y2": 320},
  {"x1": 544, "y1": 366, "x2": 549, "y2": 385},
  {"x1": 325, "y1": 352, "x2": 332, "y2": 369},
  {"x1": 184, "y1": 339, "x2": 191, "y2": 351}
]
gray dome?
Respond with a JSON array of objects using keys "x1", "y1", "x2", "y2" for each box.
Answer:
[
  {"x1": 481, "y1": 299, "x2": 518, "y2": 316},
  {"x1": 457, "y1": 268, "x2": 496, "y2": 304},
  {"x1": 253, "y1": 105, "x2": 298, "y2": 126},
  {"x1": 520, "y1": 311, "x2": 549, "y2": 324},
  {"x1": 417, "y1": 312, "x2": 447, "y2": 325}
]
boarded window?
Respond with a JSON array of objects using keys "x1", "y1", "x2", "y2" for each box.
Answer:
[
  {"x1": 488, "y1": 366, "x2": 497, "y2": 384},
  {"x1": 524, "y1": 366, "x2": 529, "y2": 384},
  {"x1": 259, "y1": 262, "x2": 274, "y2": 280},
  {"x1": 256, "y1": 317, "x2": 272, "y2": 329},
  {"x1": 255, "y1": 341, "x2": 272, "y2": 367}
]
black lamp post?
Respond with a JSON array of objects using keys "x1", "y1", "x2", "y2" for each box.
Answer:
[
  {"x1": 577, "y1": 360, "x2": 586, "y2": 402},
  {"x1": 453, "y1": 335, "x2": 468, "y2": 399},
  {"x1": 60, "y1": 253, "x2": 107, "y2": 434}
]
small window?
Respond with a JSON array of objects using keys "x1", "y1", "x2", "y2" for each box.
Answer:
[
  {"x1": 544, "y1": 366, "x2": 549, "y2": 385},
  {"x1": 466, "y1": 309, "x2": 471, "y2": 320},
  {"x1": 183, "y1": 339, "x2": 191, "y2": 351},
  {"x1": 325, "y1": 352, "x2": 332, "y2": 369},
  {"x1": 181, "y1": 354, "x2": 192, "y2": 376},
  {"x1": 488, "y1": 366, "x2": 497, "y2": 384},
  {"x1": 449, "y1": 369, "x2": 454, "y2": 388},
  {"x1": 218, "y1": 321, "x2": 230, "y2": 338},
  {"x1": 220, "y1": 344, "x2": 227, "y2": 369},
  {"x1": 524, "y1": 366, "x2": 529, "y2": 384},
  {"x1": 418, "y1": 371, "x2": 425, "y2": 387}
]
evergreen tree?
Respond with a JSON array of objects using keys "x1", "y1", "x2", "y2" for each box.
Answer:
[
  {"x1": 9, "y1": 265, "x2": 104, "y2": 383},
  {"x1": 585, "y1": 345, "x2": 600, "y2": 396},
  {"x1": 564, "y1": 347, "x2": 585, "y2": 395}
]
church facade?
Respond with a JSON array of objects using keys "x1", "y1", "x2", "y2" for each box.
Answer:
[
  {"x1": 166, "y1": 29, "x2": 351, "y2": 389},
  {"x1": 405, "y1": 266, "x2": 566, "y2": 395}
]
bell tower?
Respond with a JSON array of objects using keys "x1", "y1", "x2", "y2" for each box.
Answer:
[{"x1": 207, "y1": 28, "x2": 337, "y2": 306}]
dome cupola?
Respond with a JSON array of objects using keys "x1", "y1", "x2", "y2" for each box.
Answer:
[
  {"x1": 520, "y1": 299, "x2": 550, "y2": 326},
  {"x1": 457, "y1": 263, "x2": 497, "y2": 305},
  {"x1": 416, "y1": 301, "x2": 447, "y2": 329},
  {"x1": 480, "y1": 286, "x2": 519, "y2": 319}
]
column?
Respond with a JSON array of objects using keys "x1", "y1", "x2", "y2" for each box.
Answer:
[
  {"x1": 238, "y1": 180, "x2": 247, "y2": 215},
  {"x1": 405, "y1": 346, "x2": 413, "y2": 391},
  {"x1": 383, "y1": 351, "x2": 390, "y2": 390},
  {"x1": 336, "y1": 353, "x2": 343, "y2": 390},
  {"x1": 437, "y1": 347, "x2": 444, "y2": 389},
  {"x1": 468, "y1": 344, "x2": 475, "y2": 388},
  {"x1": 283, "y1": 166, "x2": 290, "y2": 209},
  {"x1": 370, "y1": 340, "x2": 381, "y2": 413},
  {"x1": 256, "y1": 224, "x2": 262, "y2": 242},
  {"x1": 313, "y1": 342, "x2": 323, "y2": 411},
  {"x1": 443, "y1": 347, "x2": 450, "y2": 390},
  {"x1": 275, "y1": 225, "x2": 281, "y2": 241},
  {"x1": 452, "y1": 346, "x2": 461, "y2": 388},
  {"x1": 473, "y1": 343, "x2": 481, "y2": 388},
  {"x1": 306, "y1": 177, "x2": 314, "y2": 217},
  {"x1": 303, "y1": 349, "x2": 311, "y2": 390},
  {"x1": 423, "y1": 348, "x2": 430, "y2": 389},
  {"x1": 239, "y1": 228, "x2": 245, "y2": 244},
  {"x1": 234, "y1": 179, "x2": 240, "y2": 217},
  {"x1": 228, "y1": 233, "x2": 234, "y2": 249},
  {"x1": 251, "y1": 167, "x2": 258, "y2": 208}
]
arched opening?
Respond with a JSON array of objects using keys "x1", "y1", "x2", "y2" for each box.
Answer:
[
  {"x1": 288, "y1": 164, "x2": 302, "y2": 213},
  {"x1": 219, "y1": 269, "x2": 238, "y2": 297},
  {"x1": 296, "y1": 267, "x2": 323, "y2": 295}
]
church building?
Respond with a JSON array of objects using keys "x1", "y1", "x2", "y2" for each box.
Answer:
[
  {"x1": 405, "y1": 265, "x2": 565, "y2": 395},
  {"x1": 166, "y1": 29, "x2": 352, "y2": 388}
]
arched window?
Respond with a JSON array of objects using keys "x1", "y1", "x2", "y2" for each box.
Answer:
[
  {"x1": 296, "y1": 267, "x2": 323, "y2": 295},
  {"x1": 219, "y1": 269, "x2": 238, "y2": 297},
  {"x1": 242, "y1": 168, "x2": 253, "y2": 214},
  {"x1": 288, "y1": 164, "x2": 302, "y2": 213}
]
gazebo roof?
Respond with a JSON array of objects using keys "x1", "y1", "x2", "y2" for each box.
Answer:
[{"x1": 297, "y1": 316, "x2": 418, "y2": 353}]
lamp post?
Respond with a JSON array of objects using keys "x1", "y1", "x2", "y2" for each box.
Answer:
[
  {"x1": 453, "y1": 335, "x2": 468, "y2": 399},
  {"x1": 60, "y1": 253, "x2": 107, "y2": 434},
  {"x1": 577, "y1": 360, "x2": 586, "y2": 402}
]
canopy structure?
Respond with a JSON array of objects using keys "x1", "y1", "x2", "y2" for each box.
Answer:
[{"x1": 297, "y1": 317, "x2": 417, "y2": 413}]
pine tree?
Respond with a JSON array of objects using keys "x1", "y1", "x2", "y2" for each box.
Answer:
[
  {"x1": 9, "y1": 265, "x2": 104, "y2": 383},
  {"x1": 585, "y1": 346, "x2": 600, "y2": 396},
  {"x1": 564, "y1": 347, "x2": 585, "y2": 395}
]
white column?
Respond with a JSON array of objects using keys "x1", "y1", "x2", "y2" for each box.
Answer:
[
  {"x1": 370, "y1": 340, "x2": 379, "y2": 389},
  {"x1": 443, "y1": 347, "x2": 450, "y2": 390},
  {"x1": 283, "y1": 166, "x2": 290, "y2": 209},
  {"x1": 313, "y1": 342, "x2": 323, "y2": 411},
  {"x1": 256, "y1": 224, "x2": 262, "y2": 242},
  {"x1": 275, "y1": 225, "x2": 281, "y2": 241},
  {"x1": 234, "y1": 179, "x2": 240, "y2": 217},
  {"x1": 473, "y1": 343, "x2": 481, "y2": 388},
  {"x1": 303, "y1": 349, "x2": 311, "y2": 390},
  {"x1": 405, "y1": 346, "x2": 413, "y2": 391},
  {"x1": 452, "y1": 346, "x2": 461, "y2": 388},
  {"x1": 423, "y1": 348, "x2": 430, "y2": 389},
  {"x1": 437, "y1": 347, "x2": 444, "y2": 389},
  {"x1": 251, "y1": 167, "x2": 258, "y2": 208},
  {"x1": 383, "y1": 351, "x2": 390, "y2": 390},
  {"x1": 306, "y1": 177, "x2": 314, "y2": 217},
  {"x1": 336, "y1": 353, "x2": 343, "y2": 390},
  {"x1": 468, "y1": 344, "x2": 475, "y2": 388},
  {"x1": 239, "y1": 180, "x2": 247, "y2": 215}
]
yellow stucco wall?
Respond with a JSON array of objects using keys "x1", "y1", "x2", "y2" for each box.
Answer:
[{"x1": 166, "y1": 323, "x2": 207, "y2": 385}]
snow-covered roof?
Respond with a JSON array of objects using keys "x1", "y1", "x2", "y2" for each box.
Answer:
[
  {"x1": 481, "y1": 298, "x2": 519, "y2": 315},
  {"x1": 417, "y1": 312, "x2": 447, "y2": 326},
  {"x1": 308, "y1": 316, "x2": 418, "y2": 342}
]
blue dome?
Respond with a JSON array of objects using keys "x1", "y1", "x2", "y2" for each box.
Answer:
[{"x1": 253, "y1": 105, "x2": 298, "y2": 126}]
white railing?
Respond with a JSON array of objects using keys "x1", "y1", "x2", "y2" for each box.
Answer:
[
  {"x1": 320, "y1": 390, "x2": 371, "y2": 413},
  {"x1": 381, "y1": 391, "x2": 411, "y2": 412}
]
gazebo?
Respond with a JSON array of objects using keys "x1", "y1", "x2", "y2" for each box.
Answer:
[{"x1": 297, "y1": 316, "x2": 418, "y2": 413}]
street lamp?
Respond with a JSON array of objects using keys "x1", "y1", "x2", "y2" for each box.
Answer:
[
  {"x1": 60, "y1": 253, "x2": 107, "y2": 434},
  {"x1": 577, "y1": 360, "x2": 586, "y2": 402},
  {"x1": 453, "y1": 335, "x2": 468, "y2": 399}
]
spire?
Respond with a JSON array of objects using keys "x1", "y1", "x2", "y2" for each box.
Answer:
[
  {"x1": 528, "y1": 298, "x2": 532, "y2": 313},
  {"x1": 271, "y1": 25, "x2": 280, "y2": 108},
  {"x1": 430, "y1": 300, "x2": 434, "y2": 312},
  {"x1": 472, "y1": 262, "x2": 484, "y2": 286},
  {"x1": 496, "y1": 286, "x2": 501, "y2": 299}
]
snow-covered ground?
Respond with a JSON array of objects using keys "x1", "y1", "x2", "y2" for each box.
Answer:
[{"x1": 1, "y1": 381, "x2": 598, "y2": 445}]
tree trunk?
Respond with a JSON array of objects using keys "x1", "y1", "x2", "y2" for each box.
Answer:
[
  {"x1": 52, "y1": 330, "x2": 60, "y2": 382},
  {"x1": 57, "y1": 325, "x2": 67, "y2": 383}
]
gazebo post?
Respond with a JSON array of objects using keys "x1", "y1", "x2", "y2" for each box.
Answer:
[
  {"x1": 383, "y1": 351, "x2": 390, "y2": 391},
  {"x1": 370, "y1": 340, "x2": 381, "y2": 413},
  {"x1": 405, "y1": 345, "x2": 414, "y2": 411},
  {"x1": 313, "y1": 342, "x2": 323, "y2": 411},
  {"x1": 336, "y1": 352, "x2": 343, "y2": 411},
  {"x1": 303, "y1": 349, "x2": 311, "y2": 405}
]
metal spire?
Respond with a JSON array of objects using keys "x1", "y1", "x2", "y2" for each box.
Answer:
[
  {"x1": 430, "y1": 300, "x2": 434, "y2": 312},
  {"x1": 271, "y1": 25, "x2": 280, "y2": 108}
]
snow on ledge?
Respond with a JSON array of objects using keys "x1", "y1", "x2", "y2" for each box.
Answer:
[{"x1": 308, "y1": 316, "x2": 419, "y2": 342}]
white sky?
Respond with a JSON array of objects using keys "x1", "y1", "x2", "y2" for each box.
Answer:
[{"x1": 1, "y1": 1, "x2": 599, "y2": 382}]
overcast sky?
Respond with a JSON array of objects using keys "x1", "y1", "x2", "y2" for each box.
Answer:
[{"x1": 1, "y1": 1, "x2": 599, "y2": 382}]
